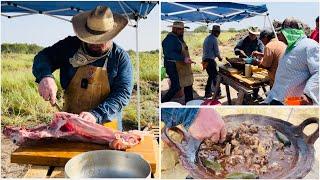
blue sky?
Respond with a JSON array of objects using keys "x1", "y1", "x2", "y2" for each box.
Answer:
[
  {"x1": 1, "y1": 1, "x2": 319, "y2": 51},
  {"x1": 1, "y1": 3, "x2": 159, "y2": 51},
  {"x1": 162, "y1": 1, "x2": 319, "y2": 31}
]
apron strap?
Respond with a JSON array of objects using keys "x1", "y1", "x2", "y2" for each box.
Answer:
[{"x1": 102, "y1": 57, "x2": 108, "y2": 70}]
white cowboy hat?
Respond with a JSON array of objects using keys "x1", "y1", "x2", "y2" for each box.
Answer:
[
  {"x1": 168, "y1": 21, "x2": 190, "y2": 29},
  {"x1": 247, "y1": 26, "x2": 260, "y2": 35},
  {"x1": 72, "y1": 6, "x2": 128, "y2": 44}
]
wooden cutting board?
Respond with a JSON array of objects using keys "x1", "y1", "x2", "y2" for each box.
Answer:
[
  {"x1": 232, "y1": 72, "x2": 269, "y2": 86},
  {"x1": 11, "y1": 135, "x2": 157, "y2": 173}
]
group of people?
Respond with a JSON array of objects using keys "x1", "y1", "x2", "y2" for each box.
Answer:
[{"x1": 162, "y1": 16, "x2": 319, "y2": 105}]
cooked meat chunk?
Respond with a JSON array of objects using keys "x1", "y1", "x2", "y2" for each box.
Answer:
[
  {"x1": 249, "y1": 125, "x2": 259, "y2": 133},
  {"x1": 231, "y1": 139, "x2": 240, "y2": 146},
  {"x1": 249, "y1": 164, "x2": 261, "y2": 174},
  {"x1": 228, "y1": 155, "x2": 245, "y2": 165},
  {"x1": 198, "y1": 122, "x2": 294, "y2": 178},
  {"x1": 244, "y1": 149, "x2": 253, "y2": 156},
  {"x1": 232, "y1": 146, "x2": 243, "y2": 155}
]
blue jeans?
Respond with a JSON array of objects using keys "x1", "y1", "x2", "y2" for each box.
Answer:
[
  {"x1": 162, "y1": 61, "x2": 193, "y2": 104},
  {"x1": 161, "y1": 108, "x2": 199, "y2": 129}
]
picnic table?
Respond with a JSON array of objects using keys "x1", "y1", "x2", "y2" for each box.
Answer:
[
  {"x1": 12, "y1": 127, "x2": 160, "y2": 178},
  {"x1": 213, "y1": 65, "x2": 270, "y2": 105}
]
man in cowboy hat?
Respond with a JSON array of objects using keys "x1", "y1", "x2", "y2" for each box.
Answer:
[
  {"x1": 161, "y1": 21, "x2": 194, "y2": 104},
  {"x1": 234, "y1": 27, "x2": 264, "y2": 58},
  {"x1": 202, "y1": 25, "x2": 223, "y2": 98},
  {"x1": 264, "y1": 17, "x2": 319, "y2": 105},
  {"x1": 32, "y1": 6, "x2": 132, "y2": 130},
  {"x1": 234, "y1": 26, "x2": 264, "y2": 102}
]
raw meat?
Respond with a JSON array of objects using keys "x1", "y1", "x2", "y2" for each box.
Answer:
[{"x1": 3, "y1": 112, "x2": 142, "y2": 150}]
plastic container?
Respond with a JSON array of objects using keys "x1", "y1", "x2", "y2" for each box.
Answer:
[
  {"x1": 245, "y1": 64, "x2": 252, "y2": 77},
  {"x1": 244, "y1": 57, "x2": 254, "y2": 64},
  {"x1": 186, "y1": 100, "x2": 204, "y2": 106},
  {"x1": 161, "y1": 102, "x2": 182, "y2": 107},
  {"x1": 284, "y1": 97, "x2": 302, "y2": 105}
]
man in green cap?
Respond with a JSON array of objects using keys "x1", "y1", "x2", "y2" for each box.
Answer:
[{"x1": 264, "y1": 17, "x2": 319, "y2": 105}]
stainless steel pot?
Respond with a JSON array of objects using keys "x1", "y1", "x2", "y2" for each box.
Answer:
[{"x1": 65, "y1": 150, "x2": 151, "y2": 178}]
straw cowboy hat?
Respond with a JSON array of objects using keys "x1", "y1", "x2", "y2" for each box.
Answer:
[
  {"x1": 247, "y1": 26, "x2": 260, "y2": 35},
  {"x1": 168, "y1": 21, "x2": 190, "y2": 29},
  {"x1": 72, "y1": 6, "x2": 128, "y2": 44}
]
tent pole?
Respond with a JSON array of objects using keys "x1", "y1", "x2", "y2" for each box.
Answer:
[
  {"x1": 135, "y1": 18, "x2": 141, "y2": 131},
  {"x1": 266, "y1": 13, "x2": 278, "y2": 40}
]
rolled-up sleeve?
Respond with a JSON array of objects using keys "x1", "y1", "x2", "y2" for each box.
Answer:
[
  {"x1": 91, "y1": 51, "x2": 133, "y2": 123},
  {"x1": 161, "y1": 108, "x2": 199, "y2": 129},
  {"x1": 304, "y1": 45, "x2": 319, "y2": 104}
]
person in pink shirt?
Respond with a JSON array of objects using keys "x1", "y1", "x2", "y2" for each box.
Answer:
[{"x1": 310, "y1": 16, "x2": 319, "y2": 43}]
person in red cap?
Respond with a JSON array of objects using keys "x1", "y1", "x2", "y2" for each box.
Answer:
[{"x1": 310, "y1": 16, "x2": 319, "y2": 43}]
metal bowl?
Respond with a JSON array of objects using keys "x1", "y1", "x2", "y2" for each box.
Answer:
[{"x1": 65, "y1": 150, "x2": 151, "y2": 178}]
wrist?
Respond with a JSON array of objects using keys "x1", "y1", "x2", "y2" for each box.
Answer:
[
  {"x1": 303, "y1": 94, "x2": 313, "y2": 104},
  {"x1": 37, "y1": 75, "x2": 54, "y2": 83},
  {"x1": 182, "y1": 108, "x2": 200, "y2": 130},
  {"x1": 90, "y1": 109, "x2": 102, "y2": 124}
]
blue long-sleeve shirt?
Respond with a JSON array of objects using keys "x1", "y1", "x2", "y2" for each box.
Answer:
[
  {"x1": 265, "y1": 36, "x2": 319, "y2": 104},
  {"x1": 32, "y1": 36, "x2": 133, "y2": 123},
  {"x1": 161, "y1": 108, "x2": 199, "y2": 129},
  {"x1": 162, "y1": 32, "x2": 185, "y2": 63},
  {"x1": 202, "y1": 34, "x2": 220, "y2": 61},
  {"x1": 234, "y1": 36, "x2": 264, "y2": 57}
]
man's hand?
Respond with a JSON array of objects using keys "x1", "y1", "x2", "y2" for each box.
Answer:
[
  {"x1": 79, "y1": 112, "x2": 97, "y2": 123},
  {"x1": 301, "y1": 94, "x2": 313, "y2": 105},
  {"x1": 202, "y1": 61, "x2": 208, "y2": 70},
  {"x1": 188, "y1": 108, "x2": 226, "y2": 143},
  {"x1": 251, "y1": 51, "x2": 264, "y2": 58},
  {"x1": 252, "y1": 59, "x2": 260, "y2": 66},
  {"x1": 38, "y1": 77, "x2": 57, "y2": 105},
  {"x1": 184, "y1": 57, "x2": 196, "y2": 64}
]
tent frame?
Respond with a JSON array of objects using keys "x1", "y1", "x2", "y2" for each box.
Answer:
[
  {"x1": 162, "y1": 2, "x2": 277, "y2": 39},
  {"x1": 1, "y1": 1, "x2": 155, "y2": 130}
]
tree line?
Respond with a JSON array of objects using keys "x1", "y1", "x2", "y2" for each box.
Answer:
[{"x1": 1, "y1": 43, "x2": 43, "y2": 54}]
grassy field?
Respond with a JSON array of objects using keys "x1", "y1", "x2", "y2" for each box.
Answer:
[
  {"x1": 1, "y1": 50, "x2": 159, "y2": 129},
  {"x1": 161, "y1": 31, "x2": 238, "y2": 73}
]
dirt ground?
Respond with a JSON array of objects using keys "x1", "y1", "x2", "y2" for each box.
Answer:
[{"x1": 1, "y1": 134, "x2": 29, "y2": 178}]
